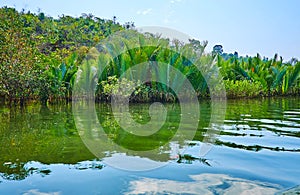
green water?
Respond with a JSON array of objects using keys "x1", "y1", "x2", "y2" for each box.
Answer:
[{"x1": 0, "y1": 97, "x2": 299, "y2": 194}]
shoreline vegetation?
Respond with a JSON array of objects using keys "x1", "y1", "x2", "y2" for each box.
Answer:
[{"x1": 0, "y1": 7, "x2": 299, "y2": 107}]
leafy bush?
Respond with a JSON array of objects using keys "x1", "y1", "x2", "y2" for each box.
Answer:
[
  {"x1": 100, "y1": 76, "x2": 142, "y2": 100},
  {"x1": 224, "y1": 80, "x2": 262, "y2": 98}
]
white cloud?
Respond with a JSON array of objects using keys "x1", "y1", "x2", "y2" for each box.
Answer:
[
  {"x1": 125, "y1": 173, "x2": 281, "y2": 195},
  {"x1": 136, "y1": 8, "x2": 152, "y2": 15},
  {"x1": 170, "y1": 0, "x2": 183, "y2": 3},
  {"x1": 23, "y1": 189, "x2": 61, "y2": 195}
]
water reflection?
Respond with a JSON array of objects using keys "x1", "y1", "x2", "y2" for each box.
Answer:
[
  {"x1": 0, "y1": 97, "x2": 299, "y2": 191},
  {"x1": 23, "y1": 189, "x2": 60, "y2": 195},
  {"x1": 125, "y1": 173, "x2": 281, "y2": 195},
  {"x1": 176, "y1": 154, "x2": 211, "y2": 166},
  {"x1": 215, "y1": 98, "x2": 300, "y2": 152},
  {"x1": 0, "y1": 161, "x2": 51, "y2": 180},
  {"x1": 76, "y1": 97, "x2": 300, "y2": 169},
  {"x1": 73, "y1": 101, "x2": 210, "y2": 170},
  {"x1": 0, "y1": 105, "x2": 96, "y2": 181},
  {"x1": 0, "y1": 160, "x2": 104, "y2": 181}
]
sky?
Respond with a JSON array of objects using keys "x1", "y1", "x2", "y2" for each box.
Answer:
[{"x1": 1, "y1": 0, "x2": 300, "y2": 60}]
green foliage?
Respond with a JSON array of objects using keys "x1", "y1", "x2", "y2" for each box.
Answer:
[
  {"x1": 217, "y1": 53, "x2": 300, "y2": 96},
  {"x1": 84, "y1": 30, "x2": 214, "y2": 102},
  {"x1": 0, "y1": 6, "x2": 299, "y2": 105},
  {"x1": 0, "y1": 6, "x2": 124, "y2": 106},
  {"x1": 100, "y1": 76, "x2": 141, "y2": 97},
  {"x1": 224, "y1": 80, "x2": 262, "y2": 98},
  {"x1": 0, "y1": 7, "x2": 45, "y2": 105}
]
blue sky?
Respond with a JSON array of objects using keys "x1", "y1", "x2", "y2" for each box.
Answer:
[{"x1": 1, "y1": 0, "x2": 300, "y2": 60}]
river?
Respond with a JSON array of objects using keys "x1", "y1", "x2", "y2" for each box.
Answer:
[{"x1": 0, "y1": 97, "x2": 299, "y2": 194}]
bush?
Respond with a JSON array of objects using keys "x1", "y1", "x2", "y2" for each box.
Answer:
[{"x1": 224, "y1": 80, "x2": 262, "y2": 98}]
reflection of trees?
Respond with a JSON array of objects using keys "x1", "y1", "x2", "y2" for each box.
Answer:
[
  {"x1": 0, "y1": 104, "x2": 97, "y2": 180},
  {"x1": 177, "y1": 154, "x2": 211, "y2": 166},
  {"x1": 215, "y1": 140, "x2": 300, "y2": 152},
  {"x1": 0, "y1": 162, "x2": 51, "y2": 180},
  {"x1": 0, "y1": 160, "x2": 104, "y2": 181},
  {"x1": 97, "y1": 103, "x2": 178, "y2": 151},
  {"x1": 1, "y1": 98, "x2": 299, "y2": 180},
  {"x1": 212, "y1": 97, "x2": 300, "y2": 153}
]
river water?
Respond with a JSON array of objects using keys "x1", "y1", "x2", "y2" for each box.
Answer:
[{"x1": 0, "y1": 97, "x2": 299, "y2": 194}]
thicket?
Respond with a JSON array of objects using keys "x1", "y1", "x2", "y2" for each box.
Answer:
[{"x1": 0, "y1": 7, "x2": 299, "y2": 106}]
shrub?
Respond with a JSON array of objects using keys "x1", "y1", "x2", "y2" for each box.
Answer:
[{"x1": 224, "y1": 80, "x2": 262, "y2": 98}]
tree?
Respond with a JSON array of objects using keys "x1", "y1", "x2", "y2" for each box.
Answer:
[
  {"x1": 0, "y1": 7, "x2": 44, "y2": 106},
  {"x1": 213, "y1": 45, "x2": 223, "y2": 55}
]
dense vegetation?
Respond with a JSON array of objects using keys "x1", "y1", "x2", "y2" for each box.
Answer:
[
  {"x1": 0, "y1": 7, "x2": 299, "y2": 106},
  {"x1": 217, "y1": 53, "x2": 300, "y2": 98},
  {"x1": 0, "y1": 7, "x2": 123, "y2": 106}
]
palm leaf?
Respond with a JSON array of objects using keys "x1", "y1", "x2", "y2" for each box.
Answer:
[{"x1": 288, "y1": 62, "x2": 300, "y2": 88}]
